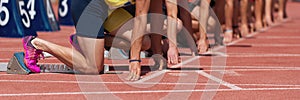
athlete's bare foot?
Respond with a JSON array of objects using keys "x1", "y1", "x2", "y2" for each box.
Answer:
[
  {"x1": 223, "y1": 30, "x2": 233, "y2": 44},
  {"x1": 255, "y1": 21, "x2": 263, "y2": 31},
  {"x1": 265, "y1": 17, "x2": 274, "y2": 26},
  {"x1": 197, "y1": 39, "x2": 209, "y2": 54},
  {"x1": 248, "y1": 22, "x2": 255, "y2": 33},
  {"x1": 233, "y1": 26, "x2": 241, "y2": 39},
  {"x1": 262, "y1": 18, "x2": 267, "y2": 28},
  {"x1": 240, "y1": 24, "x2": 249, "y2": 37},
  {"x1": 126, "y1": 61, "x2": 141, "y2": 81},
  {"x1": 277, "y1": 12, "x2": 285, "y2": 22}
]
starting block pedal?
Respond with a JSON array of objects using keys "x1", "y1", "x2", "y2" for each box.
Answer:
[{"x1": 7, "y1": 52, "x2": 31, "y2": 75}]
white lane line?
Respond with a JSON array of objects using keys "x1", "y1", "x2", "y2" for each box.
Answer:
[
  {"x1": 206, "y1": 53, "x2": 300, "y2": 57},
  {"x1": 252, "y1": 44, "x2": 300, "y2": 47},
  {"x1": 196, "y1": 70, "x2": 242, "y2": 90},
  {"x1": 227, "y1": 53, "x2": 300, "y2": 57},
  {"x1": 241, "y1": 83, "x2": 300, "y2": 87},
  {"x1": 268, "y1": 30, "x2": 300, "y2": 33},
  {"x1": 0, "y1": 87, "x2": 299, "y2": 97},
  {"x1": 183, "y1": 53, "x2": 300, "y2": 57},
  {"x1": 233, "y1": 43, "x2": 300, "y2": 47},
  {"x1": 0, "y1": 79, "x2": 299, "y2": 87},
  {"x1": 142, "y1": 68, "x2": 300, "y2": 72},
  {"x1": 255, "y1": 36, "x2": 300, "y2": 39},
  {"x1": 181, "y1": 65, "x2": 300, "y2": 69}
]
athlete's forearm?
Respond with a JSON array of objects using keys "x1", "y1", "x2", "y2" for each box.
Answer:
[
  {"x1": 166, "y1": 0, "x2": 178, "y2": 48},
  {"x1": 130, "y1": 0, "x2": 150, "y2": 60}
]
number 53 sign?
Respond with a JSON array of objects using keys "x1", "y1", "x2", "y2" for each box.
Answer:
[{"x1": 58, "y1": 0, "x2": 73, "y2": 25}]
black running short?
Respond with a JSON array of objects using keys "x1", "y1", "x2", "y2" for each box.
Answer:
[{"x1": 71, "y1": 0, "x2": 108, "y2": 38}]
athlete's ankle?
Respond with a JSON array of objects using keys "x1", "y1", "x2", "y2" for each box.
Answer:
[{"x1": 31, "y1": 38, "x2": 46, "y2": 51}]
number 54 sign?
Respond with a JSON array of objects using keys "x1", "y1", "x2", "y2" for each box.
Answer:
[
  {"x1": 0, "y1": 0, "x2": 60, "y2": 37},
  {"x1": 0, "y1": 0, "x2": 36, "y2": 37}
]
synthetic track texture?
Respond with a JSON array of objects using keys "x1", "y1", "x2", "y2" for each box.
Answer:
[{"x1": 0, "y1": 1, "x2": 300, "y2": 100}]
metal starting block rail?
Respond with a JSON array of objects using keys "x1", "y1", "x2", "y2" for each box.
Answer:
[
  {"x1": 39, "y1": 64, "x2": 121, "y2": 74},
  {"x1": 6, "y1": 52, "x2": 122, "y2": 75},
  {"x1": 39, "y1": 64, "x2": 76, "y2": 74}
]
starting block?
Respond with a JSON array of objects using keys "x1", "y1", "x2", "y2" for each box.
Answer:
[
  {"x1": 6, "y1": 52, "x2": 122, "y2": 74},
  {"x1": 7, "y1": 52, "x2": 31, "y2": 74}
]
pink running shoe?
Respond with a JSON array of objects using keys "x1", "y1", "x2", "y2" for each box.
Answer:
[{"x1": 22, "y1": 36, "x2": 44, "y2": 73}]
